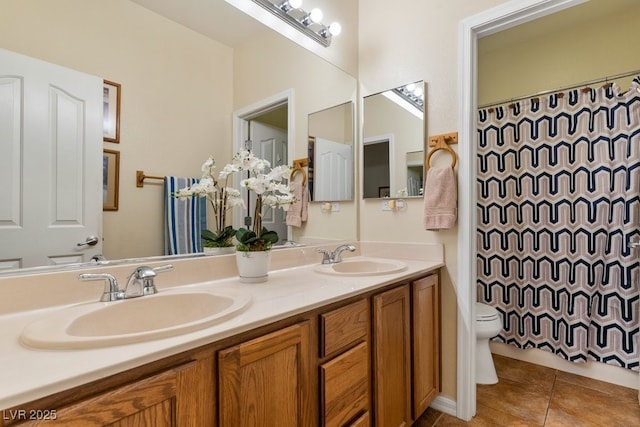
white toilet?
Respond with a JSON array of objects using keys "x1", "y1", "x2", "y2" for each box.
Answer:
[{"x1": 475, "y1": 302, "x2": 503, "y2": 384}]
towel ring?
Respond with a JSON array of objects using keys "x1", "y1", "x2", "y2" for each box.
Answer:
[
  {"x1": 290, "y1": 167, "x2": 307, "y2": 186},
  {"x1": 426, "y1": 143, "x2": 457, "y2": 169}
]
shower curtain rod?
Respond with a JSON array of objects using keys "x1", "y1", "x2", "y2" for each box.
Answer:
[{"x1": 478, "y1": 68, "x2": 640, "y2": 109}]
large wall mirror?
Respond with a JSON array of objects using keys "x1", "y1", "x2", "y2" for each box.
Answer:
[
  {"x1": 362, "y1": 81, "x2": 425, "y2": 199},
  {"x1": 0, "y1": 0, "x2": 357, "y2": 273},
  {"x1": 308, "y1": 101, "x2": 354, "y2": 202}
]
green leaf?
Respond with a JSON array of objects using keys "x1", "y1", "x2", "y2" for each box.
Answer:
[
  {"x1": 260, "y1": 230, "x2": 279, "y2": 244},
  {"x1": 201, "y1": 229, "x2": 218, "y2": 242},
  {"x1": 235, "y1": 228, "x2": 258, "y2": 245},
  {"x1": 202, "y1": 226, "x2": 236, "y2": 247},
  {"x1": 218, "y1": 225, "x2": 236, "y2": 241}
]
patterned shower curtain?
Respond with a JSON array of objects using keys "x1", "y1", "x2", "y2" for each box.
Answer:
[{"x1": 476, "y1": 78, "x2": 640, "y2": 370}]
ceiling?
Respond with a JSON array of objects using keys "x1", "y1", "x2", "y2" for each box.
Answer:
[{"x1": 129, "y1": 0, "x2": 266, "y2": 47}]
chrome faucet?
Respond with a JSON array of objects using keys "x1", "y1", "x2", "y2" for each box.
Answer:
[
  {"x1": 78, "y1": 272, "x2": 123, "y2": 302},
  {"x1": 79, "y1": 264, "x2": 173, "y2": 302},
  {"x1": 317, "y1": 244, "x2": 356, "y2": 264}
]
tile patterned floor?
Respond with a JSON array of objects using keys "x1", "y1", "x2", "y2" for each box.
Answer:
[{"x1": 417, "y1": 354, "x2": 640, "y2": 427}]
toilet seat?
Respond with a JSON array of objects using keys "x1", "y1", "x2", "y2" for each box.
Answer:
[{"x1": 476, "y1": 302, "x2": 499, "y2": 321}]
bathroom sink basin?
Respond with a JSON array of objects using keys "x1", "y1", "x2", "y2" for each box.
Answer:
[
  {"x1": 315, "y1": 258, "x2": 407, "y2": 276},
  {"x1": 20, "y1": 290, "x2": 251, "y2": 350}
]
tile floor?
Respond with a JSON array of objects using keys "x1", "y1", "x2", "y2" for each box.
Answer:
[{"x1": 417, "y1": 354, "x2": 640, "y2": 426}]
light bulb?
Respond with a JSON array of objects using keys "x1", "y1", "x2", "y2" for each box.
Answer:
[
  {"x1": 405, "y1": 83, "x2": 416, "y2": 92},
  {"x1": 413, "y1": 87, "x2": 423, "y2": 98},
  {"x1": 309, "y1": 8, "x2": 323, "y2": 23},
  {"x1": 279, "y1": 0, "x2": 301, "y2": 12},
  {"x1": 329, "y1": 22, "x2": 342, "y2": 36}
]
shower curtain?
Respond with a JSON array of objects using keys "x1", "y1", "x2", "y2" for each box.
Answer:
[{"x1": 476, "y1": 78, "x2": 640, "y2": 370}]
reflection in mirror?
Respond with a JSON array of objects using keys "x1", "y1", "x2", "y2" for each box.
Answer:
[
  {"x1": 406, "y1": 150, "x2": 424, "y2": 196},
  {"x1": 0, "y1": 0, "x2": 357, "y2": 274},
  {"x1": 307, "y1": 102, "x2": 354, "y2": 202},
  {"x1": 362, "y1": 81, "x2": 425, "y2": 199}
]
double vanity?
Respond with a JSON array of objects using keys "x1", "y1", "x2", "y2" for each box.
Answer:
[{"x1": 0, "y1": 242, "x2": 443, "y2": 426}]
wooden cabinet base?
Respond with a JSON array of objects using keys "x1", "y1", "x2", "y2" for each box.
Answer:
[{"x1": 3, "y1": 270, "x2": 440, "y2": 427}]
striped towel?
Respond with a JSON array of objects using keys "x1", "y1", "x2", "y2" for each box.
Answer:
[{"x1": 164, "y1": 177, "x2": 207, "y2": 255}]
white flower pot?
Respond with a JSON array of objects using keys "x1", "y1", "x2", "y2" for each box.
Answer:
[
  {"x1": 235, "y1": 250, "x2": 271, "y2": 283},
  {"x1": 203, "y1": 246, "x2": 236, "y2": 255}
]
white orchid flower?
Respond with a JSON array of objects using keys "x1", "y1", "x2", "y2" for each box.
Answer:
[
  {"x1": 267, "y1": 165, "x2": 290, "y2": 181},
  {"x1": 218, "y1": 163, "x2": 241, "y2": 179},
  {"x1": 173, "y1": 187, "x2": 193, "y2": 199},
  {"x1": 268, "y1": 182, "x2": 291, "y2": 194},
  {"x1": 197, "y1": 177, "x2": 217, "y2": 194},
  {"x1": 201, "y1": 156, "x2": 216, "y2": 176},
  {"x1": 178, "y1": 150, "x2": 296, "y2": 248},
  {"x1": 242, "y1": 177, "x2": 268, "y2": 194}
]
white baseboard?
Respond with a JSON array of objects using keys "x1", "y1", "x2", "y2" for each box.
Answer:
[{"x1": 430, "y1": 395, "x2": 457, "y2": 417}]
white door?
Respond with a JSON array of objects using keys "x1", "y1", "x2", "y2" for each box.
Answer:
[
  {"x1": 0, "y1": 48, "x2": 103, "y2": 269},
  {"x1": 314, "y1": 138, "x2": 353, "y2": 201},
  {"x1": 248, "y1": 121, "x2": 288, "y2": 243}
]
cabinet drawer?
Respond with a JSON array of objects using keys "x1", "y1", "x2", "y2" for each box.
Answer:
[
  {"x1": 320, "y1": 299, "x2": 369, "y2": 357},
  {"x1": 320, "y1": 342, "x2": 369, "y2": 427}
]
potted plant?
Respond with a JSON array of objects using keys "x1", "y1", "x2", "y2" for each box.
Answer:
[
  {"x1": 201, "y1": 225, "x2": 237, "y2": 252},
  {"x1": 229, "y1": 150, "x2": 295, "y2": 282},
  {"x1": 174, "y1": 156, "x2": 243, "y2": 253}
]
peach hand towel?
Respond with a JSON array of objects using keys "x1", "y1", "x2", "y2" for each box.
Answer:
[
  {"x1": 423, "y1": 165, "x2": 457, "y2": 230},
  {"x1": 286, "y1": 181, "x2": 308, "y2": 227}
]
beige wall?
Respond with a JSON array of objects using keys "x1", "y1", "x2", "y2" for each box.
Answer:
[
  {"x1": 358, "y1": 0, "x2": 510, "y2": 401},
  {"x1": 233, "y1": 30, "x2": 359, "y2": 242},
  {"x1": 478, "y1": 1, "x2": 640, "y2": 106},
  {"x1": 308, "y1": 102, "x2": 353, "y2": 144},
  {"x1": 0, "y1": 0, "x2": 234, "y2": 260}
]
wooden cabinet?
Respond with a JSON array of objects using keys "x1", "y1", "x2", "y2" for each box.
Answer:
[
  {"x1": 5, "y1": 270, "x2": 440, "y2": 427},
  {"x1": 218, "y1": 322, "x2": 313, "y2": 427},
  {"x1": 319, "y1": 300, "x2": 370, "y2": 427},
  {"x1": 9, "y1": 359, "x2": 213, "y2": 427},
  {"x1": 372, "y1": 285, "x2": 412, "y2": 427},
  {"x1": 412, "y1": 274, "x2": 440, "y2": 418},
  {"x1": 372, "y1": 273, "x2": 440, "y2": 426}
]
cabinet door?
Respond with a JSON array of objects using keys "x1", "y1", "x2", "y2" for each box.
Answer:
[
  {"x1": 412, "y1": 274, "x2": 440, "y2": 418},
  {"x1": 372, "y1": 285, "x2": 411, "y2": 427},
  {"x1": 347, "y1": 411, "x2": 370, "y2": 427},
  {"x1": 218, "y1": 322, "x2": 312, "y2": 427},
  {"x1": 42, "y1": 361, "x2": 199, "y2": 427}
]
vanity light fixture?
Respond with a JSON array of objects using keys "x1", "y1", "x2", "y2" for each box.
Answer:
[
  {"x1": 393, "y1": 82, "x2": 425, "y2": 112},
  {"x1": 252, "y1": 0, "x2": 341, "y2": 47},
  {"x1": 301, "y1": 7, "x2": 323, "y2": 26},
  {"x1": 277, "y1": 0, "x2": 301, "y2": 12}
]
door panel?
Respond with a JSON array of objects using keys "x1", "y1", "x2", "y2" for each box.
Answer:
[
  {"x1": 248, "y1": 121, "x2": 288, "y2": 242},
  {"x1": 0, "y1": 48, "x2": 102, "y2": 269},
  {"x1": 314, "y1": 138, "x2": 353, "y2": 201},
  {"x1": 0, "y1": 76, "x2": 22, "y2": 230}
]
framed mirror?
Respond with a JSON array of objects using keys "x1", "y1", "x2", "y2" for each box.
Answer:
[
  {"x1": 307, "y1": 101, "x2": 354, "y2": 202},
  {"x1": 0, "y1": 1, "x2": 357, "y2": 273},
  {"x1": 362, "y1": 81, "x2": 425, "y2": 198}
]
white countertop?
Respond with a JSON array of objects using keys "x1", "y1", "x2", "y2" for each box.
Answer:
[{"x1": 0, "y1": 243, "x2": 444, "y2": 409}]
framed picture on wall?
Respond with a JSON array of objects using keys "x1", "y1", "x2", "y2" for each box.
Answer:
[
  {"x1": 103, "y1": 80, "x2": 121, "y2": 143},
  {"x1": 103, "y1": 149, "x2": 120, "y2": 211}
]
